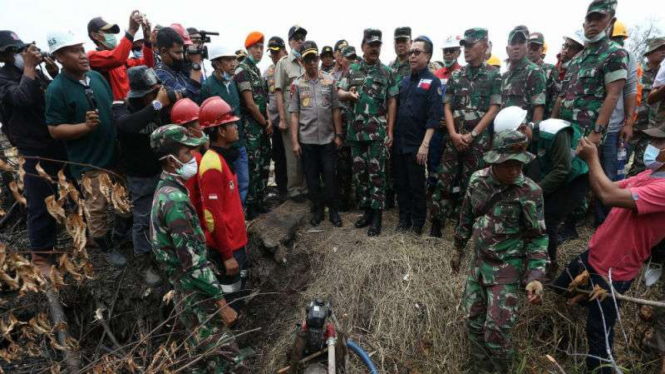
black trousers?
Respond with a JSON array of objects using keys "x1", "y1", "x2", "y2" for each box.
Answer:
[
  {"x1": 302, "y1": 143, "x2": 337, "y2": 209},
  {"x1": 394, "y1": 152, "x2": 427, "y2": 227},
  {"x1": 272, "y1": 128, "x2": 288, "y2": 195},
  {"x1": 544, "y1": 174, "x2": 589, "y2": 263}
]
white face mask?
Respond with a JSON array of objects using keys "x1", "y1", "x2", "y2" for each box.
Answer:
[
  {"x1": 170, "y1": 155, "x2": 198, "y2": 180},
  {"x1": 14, "y1": 53, "x2": 24, "y2": 70}
]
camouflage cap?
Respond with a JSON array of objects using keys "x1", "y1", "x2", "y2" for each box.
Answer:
[
  {"x1": 646, "y1": 37, "x2": 665, "y2": 55},
  {"x1": 483, "y1": 130, "x2": 535, "y2": 165},
  {"x1": 528, "y1": 32, "x2": 545, "y2": 45},
  {"x1": 150, "y1": 124, "x2": 206, "y2": 151},
  {"x1": 394, "y1": 27, "x2": 412, "y2": 40},
  {"x1": 460, "y1": 28, "x2": 488, "y2": 47},
  {"x1": 508, "y1": 28, "x2": 529, "y2": 43},
  {"x1": 363, "y1": 28, "x2": 382, "y2": 45},
  {"x1": 586, "y1": 0, "x2": 617, "y2": 17},
  {"x1": 334, "y1": 39, "x2": 348, "y2": 52},
  {"x1": 342, "y1": 45, "x2": 357, "y2": 58}
]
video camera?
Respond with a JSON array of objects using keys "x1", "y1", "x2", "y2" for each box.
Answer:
[{"x1": 185, "y1": 30, "x2": 218, "y2": 60}]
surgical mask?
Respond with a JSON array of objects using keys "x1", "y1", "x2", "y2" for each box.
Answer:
[
  {"x1": 13, "y1": 53, "x2": 24, "y2": 70},
  {"x1": 132, "y1": 50, "x2": 143, "y2": 59},
  {"x1": 443, "y1": 59, "x2": 456, "y2": 68},
  {"x1": 644, "y1": 144, "x2": 665, "y2": 171},
  {"x1": 248, "y1": 53, "x2": 262, "y2": 64},
  {"x1": 292, "y1": 50, "x2": 302, "y2": 59},
  {"x1": 223, "y1": 71, "x2": 232, "y2": 80},
  {"x1": 103, "y1": 33, "x2": 118, "y2": 49},
  {"x1": 166, "y1": 155, "x2": 198, "y2": 180}
]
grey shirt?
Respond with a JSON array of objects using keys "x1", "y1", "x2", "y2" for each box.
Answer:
[
  {"x1": 608, "y1": 49, "x2": 638, "y2": 133},
  {"x1": 275, "y1": 51, "x2": 305, "y2": 112},
  {"x1": 288, "y1": 71, "x2": 342, "y2": 145}
]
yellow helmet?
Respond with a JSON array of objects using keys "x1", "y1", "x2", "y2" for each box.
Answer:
[
  {"x1": 613, "y1": 20, "x2": 628, "y2": 38},
  {"x1": 487, "y1": 54, "x2": 502, "y2": 67},
  {"x1": 543, "y1": 42, "x2": 549, "y2": 55}
]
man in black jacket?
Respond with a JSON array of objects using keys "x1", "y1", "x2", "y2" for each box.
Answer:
[
  {"x1": 112, "y1": 66, "x2": 173, "y2": 284},
  {"x1": 0, "y1": 30, "x2": 65, "y2": 275}
]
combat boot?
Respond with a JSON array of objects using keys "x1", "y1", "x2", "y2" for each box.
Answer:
[
  {"x1": 367, "y1": 209, "x2": 382, "y2": 237},
  {"x1": 355, "y1": 208, "x2": 374, "y2": 228},
  {"x1": 310, "y1": 204, "x2": 324, "y2": 226},
  {"x1": 329, "y1": 208, "x2": 342, "y2": 227},
  {"x1": 429, "y1": 219, "x2": 444, "y2": 238}
]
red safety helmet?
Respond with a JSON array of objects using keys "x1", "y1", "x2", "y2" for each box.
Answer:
[
  {"x1": 199, "y1": 97, "x2": 240, "y2": 129},
  {"x1": 169, "y1": 23, "x2": 193, "y2": 46},
  {"x1": 170, "y1": 98, "x2": 200, "y2": 125}
]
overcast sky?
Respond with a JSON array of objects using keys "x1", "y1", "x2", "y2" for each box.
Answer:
[{"x1": 1, "y1": 0, "x2": 662, "y2": 72}]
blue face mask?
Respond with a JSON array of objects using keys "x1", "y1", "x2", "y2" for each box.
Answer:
[
  {"x1": 643, "y1": 144, "x2": 664, "y2": 171},
  {"x1": 248, "y1": 53, "x2": 262, "y2": 64},
  {"x1": 103, "y1": 33, "x2": 118, "y2": 49},
  {"x1": 223, "y1": 71, "x2": 232, "y2": 80}
]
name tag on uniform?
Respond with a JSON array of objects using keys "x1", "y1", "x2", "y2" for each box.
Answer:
[
  {"x1": 209, "y1": 194, "x2": 218, "y2": 200},
  {"x1": 418, "y1": 79, "x2": 433, "y2": 90}
]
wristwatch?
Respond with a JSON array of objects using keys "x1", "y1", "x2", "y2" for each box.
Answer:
[
  {"x1": 593, "y1": 124, "x2": 605, "y2": 134},
  {"x1": 335, "y1": 133, "x2": 343, "y2": 138},
  {"x1": 470, "y1": 129, "x2": 479, "y2": 138},
  {"x1": 151, "y1": 100, "x2": 163, "y2": 111},
  {"x1": 191, "y1": 63, "x2": 202, "y2": 71}
]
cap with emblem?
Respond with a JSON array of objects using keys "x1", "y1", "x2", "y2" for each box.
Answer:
[
  {"x1": 150, "y1": 124, "x2": 206, "y2": 151},
  {"x1": 87, "y1": 17, "x2": 120, "y2": 40},
  {"x1": 394, "y1": 27, "x2": 412, "y2": 41},
  {"x1": 528, "y1": 32, "x2": 545, "y2": 45},
  {"x1": 363, "y1": 29, "x2": 383, "y2": 45},
  {"x1": 483, "y1": 130, "x2": 535, "y2": 165},
  {"x1": 128, "y1": 66, "x2": 160, "y2": 99},
  {"x1": 301, "y1": 41, "x2": 319, "y2": 59},
  {"x1": 288, "y1": 25, "x2": 307, "y2": 41},
  {"x1": 46, "y1": 30, "x2": 85, "y2": 54},
  {"x1": 509, "y1": 28, "x2": 529, "y2": 43},
  {"x1": 342, "y1": 46, "x2": 357, "y2": 59},
  {"x1": 586, "y1": 0, "x2": 617, "y2": 17},
  {"x1": 334, "y1": 39, "x2": 348, "y2": 52},
  {"x1": 268, "y1": 36, "x2": 286, "y2": 51},
  {"x1": 320, "y1": 46, "x2": 333, "y2": 57},
  {"x1": 0, "y1": 31, "x2": 26, "y2": 53},
  {"x1": 460, "y1": 28, "x2": 488, "y2": 47},
  {"x1": 646, "y1": 37, "x2": 665, "y2": 56}
]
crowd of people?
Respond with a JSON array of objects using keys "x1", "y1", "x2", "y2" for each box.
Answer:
[{"x1": 2, "y1": 0, "x2": 665, "y2": 372}]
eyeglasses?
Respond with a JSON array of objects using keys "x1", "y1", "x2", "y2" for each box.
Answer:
[
  {"x1": 408, "y1": 49, "x2": 424, "y2": 57},
  {"x1": 443, "y1": 48, "x2": 459, "y2": 55}
]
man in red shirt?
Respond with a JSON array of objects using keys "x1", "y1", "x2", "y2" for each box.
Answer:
[
  {"x1": 87, "y1": 11, "x2": 154, "y2": 100},
  {"x1": 434, "y1": 35, "x2": 462, "y2": 82},
  {"x1": 554, "y1": 121, "x2": 665, "y2": 374},
  {"x1": 198, "y1": 97, "x2": 248, "y2": 311}
]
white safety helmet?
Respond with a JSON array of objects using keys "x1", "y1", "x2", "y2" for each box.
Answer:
[
  {"x1": 563, "y1": 30, "x2": 585, "y2": 48},
  {"x1": 494, "y1": 106, "x2": 527, "y2": 133},
  {"x1": 46, "y1": 30, "x2": 84, "y2": 54},
  {"x1": 207, "y1": 43, "x2": 236, "y2": 61},
  {"x1": 441, "y1": 35, "x2": 462, "y2": 49}
]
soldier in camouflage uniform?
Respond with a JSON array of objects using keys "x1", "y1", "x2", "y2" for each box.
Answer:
[
  {"x1": 501, "y1": 28, "x2": 547, "y2": 123},
  {"x1": 526, "y1": 32, "x2": 556, "y2": 117},
  {"x1": 452, "y1": 130, "x2": 548, "y2": 373},
  {"x1": 235, "y1": 32, "x2": 272, "y2": 219},
  {"x1": 430, "y1": 28, "x2": 502, "y2": 238},
  {"x1": 335, "y1": 46, "x2": 359, "y2": 211},
  {"x1": 630, "y1": 37, "x2": 665, "y2": 176},
  {"x1": 553, "y1": 0, "x2": 628, "y2": 146},
  {"x1": 149, "y1": 125, "x2": 244, "y2": 374},
  {"x1": 338, "y1": 29, "x2": 399, "y2": 236}
]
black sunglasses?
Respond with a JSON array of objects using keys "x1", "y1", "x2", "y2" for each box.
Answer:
[{"x1": 408, "y1": 49, "x2": 424, "y2": 57}]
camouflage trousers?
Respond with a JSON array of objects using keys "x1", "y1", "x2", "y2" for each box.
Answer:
[
  {"x1": 244, "y1": 119, "x2": 271, "y2": 207},
  {"x1": 174, "y1": 287, "x2": 239, "y2": 374},
  {"x1": 336, "y1": 144, "x2": 354, "y2": 210},
  {"x1": 463, "y1": 271, "x2": 520, "y2": 374},
  {"x1": 350, "y1": 140, "x2": 386, "y2": 210},
  {"x1": 431, "y1": 131, "x2": 491, "y2": 223},
  {"x1": 628, "y1": 131, "x2": 648, "y2": 177}
]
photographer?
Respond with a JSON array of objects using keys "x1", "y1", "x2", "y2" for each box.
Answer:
[
  {"x1": 112, "y1": 66, "x2": 175, "y2": 284},
  {"x1": 154, "y1": 27, "x2": 202, "y2": 104},
  {"x1": 0, "y1": 30, "x2": 65, "y2": 275},
  {"x1": 87, "y1": 11, "x2": 154, "y2": 100}
]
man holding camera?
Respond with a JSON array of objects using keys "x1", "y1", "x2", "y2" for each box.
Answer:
[
  {"x1": 45, "y1": 29, "x2": 128, "y2": 267},
  {"x1": 87, "y1": 11, "x2": 154, "y2": 100},
  {"x1": 154, "y1": 27, "x2": 202, "y2": 105},
  {"x1": 0, "y1": 30, "x2": 65, "y2": 275}
]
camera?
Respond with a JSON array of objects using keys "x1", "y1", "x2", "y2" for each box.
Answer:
[
  {"x1": 185, "y1": 30, "x2": 218, "y2": 60},
  {"x1": 165, "y1": 87, "x2": 187, "y2": 103}
]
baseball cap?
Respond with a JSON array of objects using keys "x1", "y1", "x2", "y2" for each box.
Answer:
[
  {"x1": 342, "y1": 46, "x2": 357, "y2": 59},
  {"x1": 394, "y1": 27, "x2": 411, "y2": 41},
  {"x1": 320, "y1": 45, "x2": 333, "y2": 57},
  {"x1": 528, "y1": 32, "x2": 545, "y2": 45},
  {"x1": 268, "y1": 36, "x2": 286, "y2": 51},
  {"x1": 288, "y1": 25, "x2": 307, "y2": 41},
  {"x1": 586, "y1": 0, "x2": 617, "y2": 17},
  {"x1": 0, "y1": 31, "x2": 26, "y2": 52},
  {"x1": 186, "y1": 27, "x2": 200, "y2": 38},
  {"x1": 483, "y1": 130, "x2": 535, "y2": 165},
  {"x1": 301, "y1": 41, "x2": 318, "y2": 59},
  {"x1": 87, "y1": 17, "x2": 120, "y2": 39},
  {"x1": 460, "y1": 28, "x2": 488, "y2": 47},
  {"x1": 363, "y1": 29, "x2": 382, "y2": 45},
  {"x1": 509, "y1": 28, "x2": 529, "y2": 43},
  {"x1": 334, "y1": 39, "x2": 348, "y2": 52}
]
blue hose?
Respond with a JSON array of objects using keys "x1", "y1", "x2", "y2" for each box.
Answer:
[{"x1": 346, "y1": 339, "x2": 379, "y2": 374}]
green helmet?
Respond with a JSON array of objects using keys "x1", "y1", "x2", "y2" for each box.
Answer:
[
  {"x1": 150, "y1": 124, "x2": 206, "y2": 151},
  {"x1": 483, "y1": 130, "x2": 535, "y2": 165}
]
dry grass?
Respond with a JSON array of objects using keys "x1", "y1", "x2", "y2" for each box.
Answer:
[{"x1": 257, "y1": 212, "x2": 662, "y2": 374}]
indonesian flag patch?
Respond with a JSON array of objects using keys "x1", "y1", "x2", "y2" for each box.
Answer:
[{"x1": 418, "y1": 79, "x2": 432, "y2": 90}]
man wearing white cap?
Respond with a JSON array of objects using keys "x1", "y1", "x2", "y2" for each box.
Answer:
[
  {"x1": 547, "y1": 31, "x2": 585, "y2": 119},
  {"x1": 45, "y1": 30, "x2": 128, "y2": 267},
  {"x1": 201, "y1": 44, "x2": 249, "y2": 205}
]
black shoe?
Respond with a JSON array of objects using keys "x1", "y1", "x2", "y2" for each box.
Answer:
[
  {"x1": 329, "y1": 209, "x2": 343, "y2": 227},
  {"x1": 355, "y1": 208, "x2": 374, "y2": 228},
  {"x1": 395, "y1": 220, "x2": 412, "y2": 233},
  {"x1": 429, "y1": 219, "x2": 443, "y2": 238},
  {"x1": 278, "y1": 191, "x2": 289, "y2": 203},
  {"x1": 291, "y1": 194, "x2": 308, "y2": 204},
  {"x1": 557, "y1": 222, "x2": 579, "y2": 244},
  {"x1": 412, "y1": 225, "x2": 423, "y2": 236},
  {"x1": 367, "y1": 210, "x2": 382, "y2": 237},
  {"x1": 310, "y1": 206, "x2": 324, "y2": 226}
]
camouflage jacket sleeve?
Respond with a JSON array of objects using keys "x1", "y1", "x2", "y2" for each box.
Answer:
[
  {"x1": 489, "y1": 69, "x2": 503, "y2": 106},
  {"x1": 163, "y1": 195, "x2": 225, "y2": 301},
  {"x1": 602, "y1": 48, "x2": 629, "y2": 85},
  {"x1": 443, "y1": 71, "x2": 458, "y2": 104},
  {"x1": 529, "y1": 67, "x2": 547, "y2": 107},
  {"x1": 519, "y1": 183, "x2": 549, "y2": 283},
  {"x1": 386, "y1": 68, "x2": 399, "y2": 98},
  {"x1": 454, "y1": 172, "x2": 479, "y2": 250}
]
